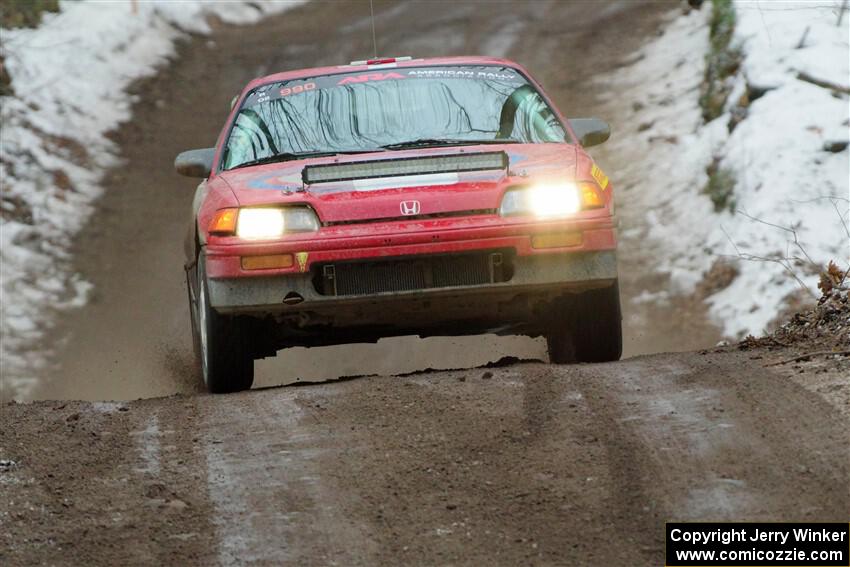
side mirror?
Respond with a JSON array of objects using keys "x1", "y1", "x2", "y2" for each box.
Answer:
[
  {"x1": 568, "y1": 118, "x2": 610, "y2": 147},
  {"x1": 175, "y1": 148, "x2": 215, "y2": 178}
]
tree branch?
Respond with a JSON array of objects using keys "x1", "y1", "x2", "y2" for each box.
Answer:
[
  {"x1": 796, "y1": 71, "x2": 850, "y2": 94},
  {"x1": 764, "y1": 350, "x2": 850, "y2": 367}
]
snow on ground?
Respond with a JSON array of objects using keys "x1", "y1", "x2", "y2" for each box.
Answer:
[
  {"x1": 598, "y1": 1, "x2": 849, "y2": 339},
  {"x1": 0, "y1": 1, "x2": 306, "y2": 399}
]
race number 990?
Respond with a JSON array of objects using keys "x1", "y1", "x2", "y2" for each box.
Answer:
[{"x1": 280, "y1": 82, "x2": 316, "y2": 97}]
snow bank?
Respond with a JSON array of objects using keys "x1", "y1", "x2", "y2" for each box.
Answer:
[
  {"x1": 715, "y1": 1, "x2": 849, "y2": 335},
  {"x1": 0, "y1": 0, "x2": 306, "y2": 399},
  {"x1": 599, "y1": 1, "x2": 849, "y2": 339}
]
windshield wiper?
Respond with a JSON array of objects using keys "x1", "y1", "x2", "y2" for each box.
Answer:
[
  {"x1": 381, "y1": 138, "x2": 522, "y2": 150},
  {"x1": 229, "y1": 149, "x2": 385, "y2": 170}
]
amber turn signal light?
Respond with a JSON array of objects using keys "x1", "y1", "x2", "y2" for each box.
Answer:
[
  {"x1": 241, "y1": 254, "x2": 294, "y2": 271},
  {"x1": 531, "y1": 232, "x2": 583, "y2": 249},
  {"x1": 209, "y1": 208, "x2": 239, "y2": 235},
  {"x1": 579, "y1": 182, "x2": 604, "y2": 209}
]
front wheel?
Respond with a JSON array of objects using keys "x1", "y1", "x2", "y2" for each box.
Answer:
[
  {"x1": 546, "y1": 281, "x2": 623, "y2": 364},
  {"x1": 194, "y1": 255, "x2": 254, "y2": 393}
]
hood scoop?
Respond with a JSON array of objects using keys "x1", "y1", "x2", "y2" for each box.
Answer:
[{"x1": 302, "y1": 151, "x2": 508, "y2": 185}]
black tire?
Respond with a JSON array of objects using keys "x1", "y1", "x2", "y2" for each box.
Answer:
[
  {"x1": 186, "y1": 264, "x2": 202, "y2": 376},
  {"x1": 193, "y1": 254, "x2": 254, "y2": 393},
  {"x1": 546, "y1": 281, "x2": 623, "y2": 364},
  {"x1": 545, "y1": 298, "x2": 578, "y2": 364}
]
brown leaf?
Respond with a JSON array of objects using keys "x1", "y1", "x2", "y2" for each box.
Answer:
[
  {"x1": 819, "y1": 261, "x2": 846, "y2": 295},
  {"x1": 818, "y1": 272, "x2": 833, "y2": 295},
  {"x1": 827, "y1": 260, "x2": 844, "y2": 283}
]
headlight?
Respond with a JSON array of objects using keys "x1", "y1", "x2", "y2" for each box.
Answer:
[
  {"x1": 499, "y1": 182, "x2": 582, "y2": 218},
  {"x1": 235, "y1": 207, "x2": 319, "y2": 239},
  {"x1": 237, "y1": 209, "x2": 284, "y2": 238}
]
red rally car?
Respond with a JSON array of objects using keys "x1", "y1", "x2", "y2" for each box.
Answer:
[{"x1": 176, "y1": 56, "x2": 621, "y2": 393}]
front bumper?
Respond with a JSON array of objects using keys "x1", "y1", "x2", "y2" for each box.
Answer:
[
  {"x1": 204, "y1": 215, "x2": 618, "y2": 339},
  {"x1": 208, "y1": 250, "x2": 617, "y2": 315},
  {"x1": 204, "y1": 214, "x2": 617, "y2": 280}
]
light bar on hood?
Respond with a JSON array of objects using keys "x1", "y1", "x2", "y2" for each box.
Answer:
[{"x1": 303, "y1": 152, "x2": 508, "y2": 184}]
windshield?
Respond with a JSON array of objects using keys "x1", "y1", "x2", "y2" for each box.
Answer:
[{"x1": 222, "y1": 65, "x2": 568, "y2": 170}]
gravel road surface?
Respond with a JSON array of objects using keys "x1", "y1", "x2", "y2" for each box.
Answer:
[{"x1": 3, "y1": 349, "x2": 848, "y2": 565}]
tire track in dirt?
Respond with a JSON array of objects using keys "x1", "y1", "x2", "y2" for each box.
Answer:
[
  {"x1": 193, "y1": 391, "x2": 379, "y2": 566},
  {"x1": 572, "y1": 353, "x2": 850, "y2": 530},
  {"x1": 0, "y1": 400, "x2": 217, "y2": 565},
  {"x1": 284, "y1": 365, "x2": 635, "y2": 565}
]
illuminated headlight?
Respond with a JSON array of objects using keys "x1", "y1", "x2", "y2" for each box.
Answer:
[
  {"x1": 499, "y1": 182, "x2": 582, "y2": 218},
  {"x1": 236, "y1": 207, "x2": 319, "y2": 239}
]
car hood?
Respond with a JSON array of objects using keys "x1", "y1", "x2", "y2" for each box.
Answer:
[{"x1": 218, "y1": 144, "x2": 578, "y2": 224}]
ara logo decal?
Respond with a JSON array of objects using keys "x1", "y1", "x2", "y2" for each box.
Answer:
[
  {"x1": 280, "y1": 82, "x2": 316, "y2": 97},
  {"x1": 337, "y1": 72, "x2": 405, "y2": 85},
  {"x1": 591, "y1": 164, "x2": 609, "y2": 190},
  {"x1": 296, "y1": 252, "x2": 309, "y2": 272},
  {"x1": 400, "y1": 200, "x2": 421, "y2": 216}
]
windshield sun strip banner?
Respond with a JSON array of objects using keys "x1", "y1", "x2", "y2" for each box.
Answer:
[
  {"x1": 244, "y1": 66, "x2": 526, "y2": 108},
  {"x1": 302, "y1": 152, "x2": 508, "y2": 185}
]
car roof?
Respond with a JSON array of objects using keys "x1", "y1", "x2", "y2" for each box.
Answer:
[{"x1": 242, "y1": 56, "x2": 530, "y2": 92}]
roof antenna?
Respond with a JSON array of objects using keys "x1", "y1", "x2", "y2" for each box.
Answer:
[{"x1": 369, "y1": 0, "x2": 378, "y2": 58}]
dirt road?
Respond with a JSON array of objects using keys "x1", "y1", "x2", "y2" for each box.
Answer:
[
  {"x1": 25, "y1": 0, "x2": 720, "y2": 402},
  {"x1": 3, "y1": 349, "x2": 848, "y2": 565}
]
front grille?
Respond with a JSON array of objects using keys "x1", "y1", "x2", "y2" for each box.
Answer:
[
  {"x1": 324, "y1": 209, "x2": 496, "y2": 227},
  {"x1": 315, "y1": 251, "x2": 511, "y2": 296}
]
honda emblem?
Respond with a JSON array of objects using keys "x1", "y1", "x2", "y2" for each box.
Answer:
[{"x1": 400, "y1": 200, "x2": 421, "y2": 216}]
